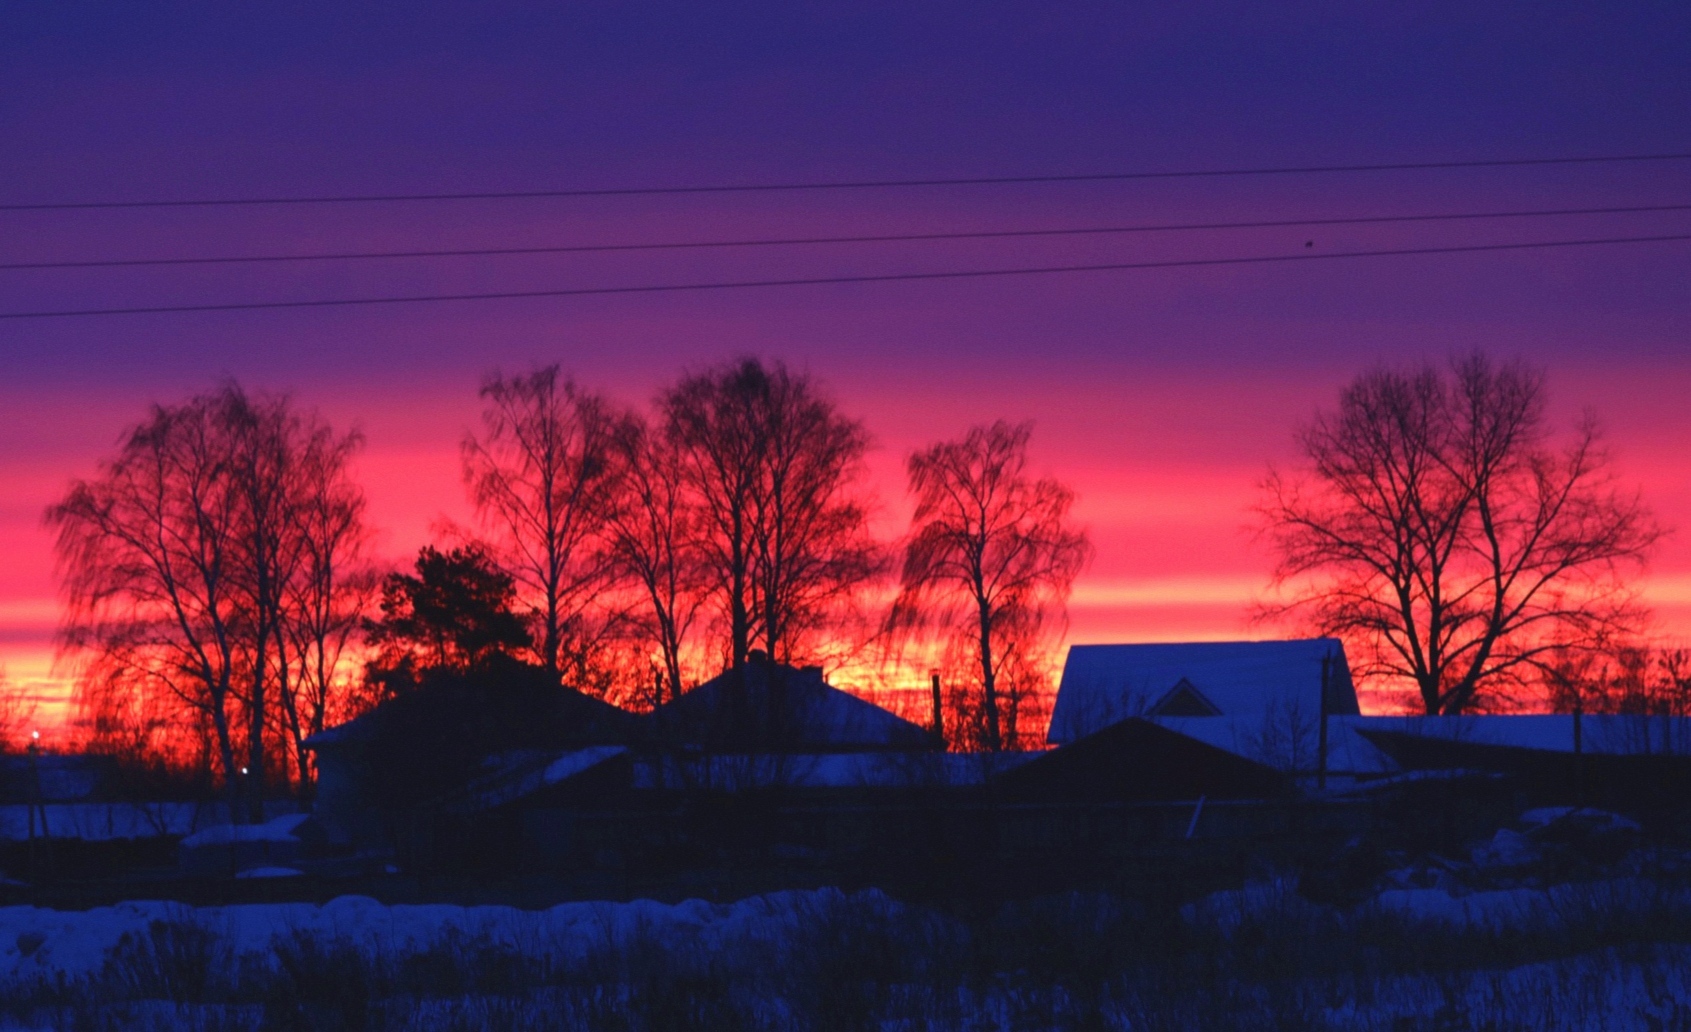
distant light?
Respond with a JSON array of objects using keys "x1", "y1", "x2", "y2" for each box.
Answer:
[
  {"x1": 31, "y1": 730, "x2": 39, "y2": 741},
  {"x1": 240, "y1": 766, "x2": 249, "y2": 775}
]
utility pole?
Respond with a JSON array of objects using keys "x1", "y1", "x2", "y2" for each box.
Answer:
[
  {"x1": 1317, "y1": 653, "x2": 1331, "y2": 791},
  {"x1": 929, "y1": 671, "x2": 945, "y2": 749}
]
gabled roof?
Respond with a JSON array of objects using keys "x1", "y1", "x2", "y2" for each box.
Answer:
[
  {"x1": 651, "y1": 660, "x2": 934, "y2": 752},
  {"x1": 1148, "y1": 678, "x2": 1223, "y2": 717},
  {"x1": 1154, "y1": 715, "x2": 1398, "y2": 777},
  {"x1": 1048, "y1": 638, "x2": 1359, "y2": 744},
  {"x1": 303, "y1": 667, "x2": 641, "y2": 752},
  {"x1": 999, "y1": 717, "x2": 1293, "y2": 802}
]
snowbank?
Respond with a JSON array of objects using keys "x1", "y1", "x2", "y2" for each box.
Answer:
[
  {"x1": 0, "y1": 888, "x2": 902, "y2": 988},
  {"x1": 0, "y1": 802, "x2": 298, "y2": 842},
  {"x1": 178, "y1": 813, "x2": 311, "y2": 848}
]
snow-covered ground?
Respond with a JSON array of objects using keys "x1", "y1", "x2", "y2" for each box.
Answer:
[
  {"x1": 1, "y1": 877, "x2": 1687, "y2": 1030},
  {"x1": 0, "y1": 889, "x2": 845, "y2": 987},
  {"x1": 0, "y1": 802, "x2": 298, "y2": 841}
]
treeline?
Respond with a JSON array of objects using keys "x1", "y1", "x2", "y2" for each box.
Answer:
[
  {"x1": 47, "y1": 358, "x2": 1091, "y2": 808},
  {"x1": 43, "y1": 349, "x2": 1671, "y2": 803}
]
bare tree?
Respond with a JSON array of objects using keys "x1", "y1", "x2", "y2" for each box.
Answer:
[
  {"x1": 276, "y1": 419, "x2": 376, "y2": 793},
  {"x1": 604, "y1": 412, "x2": 705, "y2": 704},
  {"x1": 48, "y1": 384, "x2": 370, "y2": 818},
  {"x1": 51, "y1": 394, "x2": 246, "y2": 812},
  {"x1": 463, "y1": 366, "x2": 619, "y2": 682},
  {"x1": 663, "y1": 360, "x2": 768, "y2": 670},
  {"x1": 747, "y1": 365, "x2": 882, "y2": 665},
  {"x1": 224, "y1": 389, "x2": 296, "y2": 818},
  {"x1": 889, "y1": 421, "x2": 1092, "y2": 751},
  {"x1": 1541, "y1": 644, "x2": 1691, "y2": 754},
  {"x1": 663, "y1": 358, "x2": 880, "y2": 671},
  {"x1": 1259, "y1": 354, "x2": 1661, "y2": 714},
  {"x1": 1239, "y1": 694, "x2": 1319, "y2": 774}
]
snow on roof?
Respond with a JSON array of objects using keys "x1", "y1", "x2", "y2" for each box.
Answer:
[
  {"x1": 456, "y1": 746, "x2": 628, "y2": 811},
  {"x1": 1352, "y1": 715, "x2": 1691, "y2": 756},
  {"x1": 1048, "y1": 638, "x2": 1358, "y2": 745},
  {"x1": 653, "y1": 662, "x2": 933, "y2": 752},
  {"x1": 179, "y1": 812, "x2": 312, "y2": 849},
  {"x1": 1149, "y1": 715, "x2": 1399, "y2": 776}
]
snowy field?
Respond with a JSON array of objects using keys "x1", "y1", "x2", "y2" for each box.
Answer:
[
  {"x1": 3, "y1": 877, "x2": 1689, "y2": 1030},
  {"x1": 0, "y1": 802, "x2": 297, "y2": 841}
]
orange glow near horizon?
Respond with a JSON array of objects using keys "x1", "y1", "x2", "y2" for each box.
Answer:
[{"x1": 6, "y1": 363, "x2": 1691, "y2": 740}]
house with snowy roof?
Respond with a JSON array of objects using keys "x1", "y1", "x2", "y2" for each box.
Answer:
[
  {"x1": 1012, "y1": 638, "x2": 1389, "y2": 798},
  {"x1": 303, "y1": 655, "x2": 972, "y2": 865},
  {"x1": 1037, "y1": 637, "x2": 1691, "y2": 805},
  {"x1": 448, "y1": 657, "x2": 961, "y2": 815},
  {"x1": 1049, "y1": 638, "x2": 1361, "y2": 741}
]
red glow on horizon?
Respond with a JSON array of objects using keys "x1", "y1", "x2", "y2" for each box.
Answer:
[{"x1": 5, "y1": 360, "x2": 1691, "y2": 734}]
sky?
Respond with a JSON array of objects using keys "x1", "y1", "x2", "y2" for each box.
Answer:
[{"x1": 1, "y1": 1, "x2": 1688, "y2": 729}]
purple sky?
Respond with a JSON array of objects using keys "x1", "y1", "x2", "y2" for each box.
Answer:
[{"x1": 2, "y1": 2, "x2": 1687, "y2": 723}]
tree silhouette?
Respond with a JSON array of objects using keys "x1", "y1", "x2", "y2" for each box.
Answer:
[
  {"x1": 604, "y1": 412, "x2": 704, "y2": 705},
  {"x1": 1259, "y1": 354, "x2": 1661, "y2": 714},
  {"x1": 889, "y1": 421, "x2": 1091, "y2": 751},
  {"x1": 49, "y1": 384, "x2": 369, "y2": 816},
  {"x1": 364, "y1": 545, "x2": 533, "y2": 684},
  {"x1": 462, "y1": 366, "x2": 618, "y2": 681},
  {"x1": 662, "y1": 358, "x2": 880, "y2": 670}
]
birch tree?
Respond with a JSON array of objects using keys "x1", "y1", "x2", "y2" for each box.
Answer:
[
  {"x1": 889, "y1": 421, "x2": 1091, "y2": 751},
  {"x1": 463, "y1": 366, "x2": 619, "y2": 683}
]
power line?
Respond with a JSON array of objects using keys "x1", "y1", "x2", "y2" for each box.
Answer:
[
  {"x1": 5, "y1": 203, "x2": 1687, "y2": 271},
  {"x1": 3, "y1": 233, "x2": 1684, "y2": 321},
  {"x1": 4, "y1": 152, "x2": 1689, "y2": 212}
]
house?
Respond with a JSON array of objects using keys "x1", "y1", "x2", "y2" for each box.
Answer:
[
  {"x1": 1045, "y1": 639, "x2": 1390, "y2": 790},
  {"x1": 1050, "y1": 638, "x2": 1361, "y2": 741},
  {"x1": 1047, "y1": 636, "x2": 1691, "y2": 799},
  {"x1": 305, "y1": 664, "x2": 641, "y2": 849},
  {"x1": 305, "y1": 657, "x2": 960, "y2": 866},
  {"x1": 450, "y1": 659, "x2": 960, "y2": 823}
]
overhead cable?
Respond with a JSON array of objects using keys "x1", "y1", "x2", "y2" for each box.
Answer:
[
  {"x1": 3, "y1": 203, "x2": 1687, "y2": 271},
  {"x1": 3, "y1": 152, "x2": 1689, "y2": 212},
  {"x1": 2, "y1": 233, "x2": 1684, "y2": 320}
]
